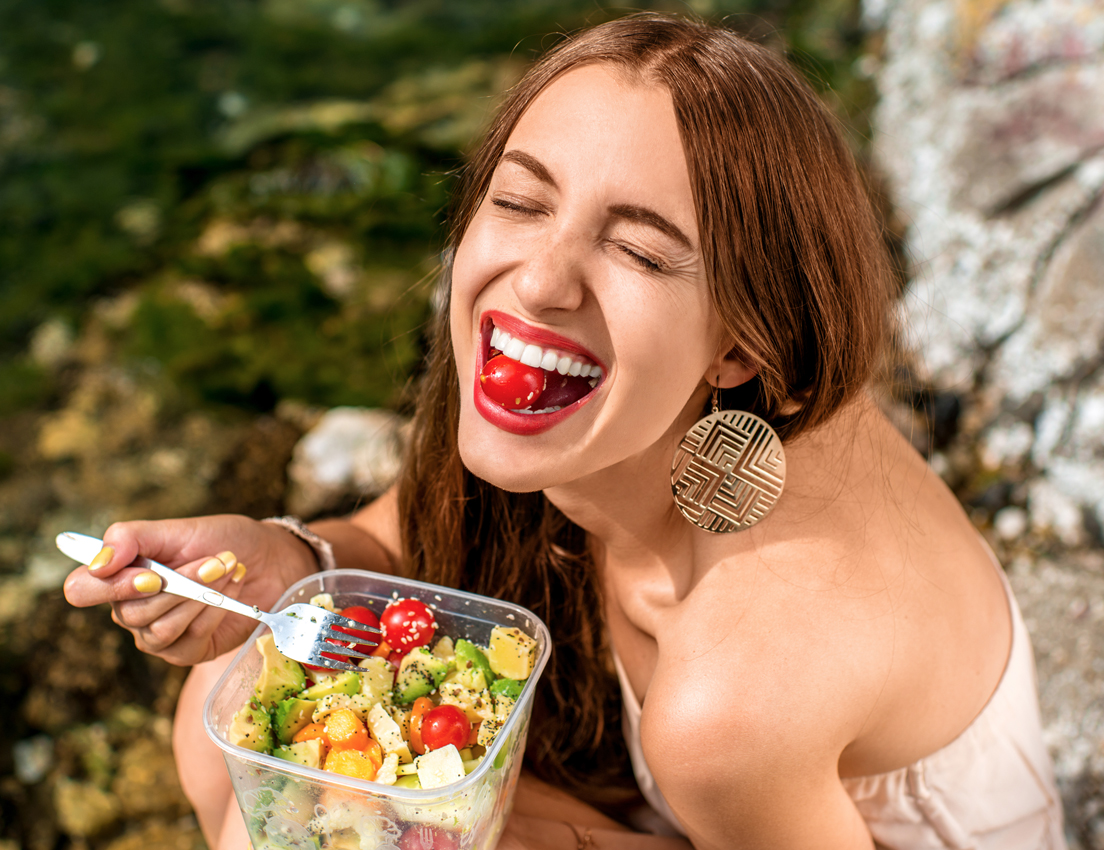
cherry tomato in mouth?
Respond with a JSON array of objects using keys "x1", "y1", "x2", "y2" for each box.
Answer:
[
  {"x1": 419, "y1": 704, "x2": 471, "y2": 752},
  {"x1": 380, "y1": 597, "x2": 437, "y2": 653},
  {"x1": 479, "y1": 353, "x2": 546, "y2": 410}
]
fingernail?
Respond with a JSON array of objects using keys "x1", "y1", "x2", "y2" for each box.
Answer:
[
  {"x1": 133, "y1": 571, "x2": 162, "y2": 594},
  {"x1": 231, "y1": 563, "x2": 247, "y2": 583},
  {"x1": 198, "y1": 557, "x2": 228, "y2": 583},
  {"x1": 216, "y1": 550, "x2": 238, "y2": 570},
  {"x1": 88, "y1": 546, "x2": 115, "y2": 571}
]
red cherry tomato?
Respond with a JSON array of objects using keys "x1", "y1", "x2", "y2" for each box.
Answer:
[
  {"x1": 380, "y1": 598, "x2": 437, "y2": 653},
  {"x1": 419, "y1": 705, "x2": 471, "y2": 752},
  {"x1": 387, "y1": 648, "x2": 406, "y2": 680},
  {"x1": 309, "y1": 604, "x2": 380, "y2": 670},
  {"x1": 479, "y1": 354, "x2": 546, "y2": 409},
  {"x1": 398, "y1": 825, "x2": 459, "y2": 850}
]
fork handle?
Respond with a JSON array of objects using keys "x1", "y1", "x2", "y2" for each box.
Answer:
[
  {"x1": 136, "y1": 556, "x2": 265, "y2": 623},
  {"x1": 55, "y1": 531, "x2": 267, "y2": 624}
]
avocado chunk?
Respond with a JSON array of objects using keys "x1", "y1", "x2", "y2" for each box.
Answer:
[
  {"x1": 301, "y1": 670, "x2": 360, "y2": 701},
  {"x1": 357, "y1": 656, "x2": 394, "y2": 705},
  {"x1": 272, "y1": 739, "x2": 324, "y2": 770},
  {"x1": 393, "y1": 774, "x2": 421, "y2": 789},
  {"x1": 254, "y1": 633, "x2": 307, "y2": 707},
  {"x1": 489, "y1": 677, "x2": 523, "y2": 722},
  {"x1": 393, "y1": 646, "x2": 451, "y2": 705},
  {"x1": 272, "y1": 697, "x2": 317, "y2": 745},
  {"x1": 228, "y1": 700, "x2": 273, "y2": 753},
  {"x1": 485, "y1": 626, "x2": 537, "y2": 680},
  {"x1": 454, "y1": 639, "x2": 495, "y2": 691}
]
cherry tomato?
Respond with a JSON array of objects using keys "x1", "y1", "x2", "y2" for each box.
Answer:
[
  {"x1": 380, "y1": 598, "x2": 437, "y2": 653},
  {"x1": 399, "y1": 826, "x2": 458, "y2": 850},
  {"x1": 333, "y1": 605, "x2": 381, "y2": 654},
  {"x1": 479, "y1": 354, "x2": 546, "y2": 409},
  {"x1": 408, "y1": 696, "x2": 435, "y2": 755},
  {"x1": 419, "y1": 705, "x2": 471, "y2": 752},
  {"x1": 311, "y1": 604, "x2": 380, "y2": 669}
]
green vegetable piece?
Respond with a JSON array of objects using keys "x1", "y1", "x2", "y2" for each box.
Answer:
[
  {"x1": 272, "y1": 739, "x2": 324, "y2": 770},
  {"x1": 489, "y1": 678, "x2": 522, "y2": 701},
  {"x1": 227, "y1": 700, "x2": 273, "y2": 753},
  {"x1": 393, "y1": 646, "x2": 451, "y2": 705},
  {"x1": 301, "y1": 670, "x2": 360, "y2": 701},
  {"x1": 272, "y1": 697, "x2": 317, "y2": 745},
  {"x1": 394, "y1": 774, "x2": 422, "y2": 789},
  {"x1": 490, "y1": 677, "x2": 523, "y2": 723},
  {"x1": 454, "y1": 639, "x2": 495, "y2": 691},
  {"x1": 254, "y1": 633, "x2": 307, "y2": 707}
]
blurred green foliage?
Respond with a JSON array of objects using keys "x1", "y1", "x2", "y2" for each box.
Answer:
[{"x1": 0, "y1": 0, "x2": 871, "y2": 414}]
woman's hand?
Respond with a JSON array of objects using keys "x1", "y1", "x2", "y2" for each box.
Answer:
[
  {"x1": 62, "y1": 514, "x2": 320, "y2": 667},
  {"x1": 494, "y1": 774, "x2": 693, "y2": 850}
]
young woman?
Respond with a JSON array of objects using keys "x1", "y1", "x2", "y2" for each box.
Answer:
[{"x1": 63, "y1": 14, "x2": 1065, "y2": 850}]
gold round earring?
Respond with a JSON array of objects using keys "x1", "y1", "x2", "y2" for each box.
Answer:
[{"x1": 670, "y1": 384, "x2": 786, "y2": 533}]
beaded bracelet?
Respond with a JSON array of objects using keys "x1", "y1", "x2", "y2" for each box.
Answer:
[{"x1": 261, "y1": 515, "x2": 337, "y2": 572}]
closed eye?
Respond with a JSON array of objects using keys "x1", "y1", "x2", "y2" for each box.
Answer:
[
  {"x1": 492, "y1": 197, "x2": 544, "y2": 217},
  {"x1": 615, "y1": 243, "x2": 663, "y2": 272}
]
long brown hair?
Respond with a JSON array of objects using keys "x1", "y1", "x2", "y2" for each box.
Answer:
[{"x1": 398, "y1": 13, "x2": 892, "y2": 804}]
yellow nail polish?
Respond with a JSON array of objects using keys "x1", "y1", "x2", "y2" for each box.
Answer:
[
  {"x1": 216, "y1": 550, "x2": 238, "y2": 570},
  {"x1": 133, "y1": 571, "x2": 162, "y2": 594},
  {"x1": 198, "y1": 557, "x2": 227, "y2": 583},
  {"x1": 88, "y1": 546, "x2": 115, "y2": 571},
  {"x1": 231, "y1": 563, "x2": 247, "y2": 583}
]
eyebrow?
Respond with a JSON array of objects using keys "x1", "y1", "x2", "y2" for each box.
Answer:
[{"x1": 498, "y1": 149, "x2": 694, "y2": 251}]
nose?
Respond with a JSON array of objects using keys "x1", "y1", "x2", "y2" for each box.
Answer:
[{"x1": 510, "y1": 223, "x2": 588, "y2": 316}]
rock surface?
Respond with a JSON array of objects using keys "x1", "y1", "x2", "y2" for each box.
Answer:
[
  {"x1": 285, "y1": 406, "x2": 408, "y2": 518},
  {"x1": 871, "y1": 0, "x2": 1104, "y2": 544},
  {"x1": 870, "y1": 0, "x2": 1104, "y2": 843}
]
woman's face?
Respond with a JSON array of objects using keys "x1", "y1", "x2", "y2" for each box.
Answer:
[{"x1": 451, "y1": 64, "x2": 728, "y2": 492}]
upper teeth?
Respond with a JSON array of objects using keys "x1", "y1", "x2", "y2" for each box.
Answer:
[{"x1": 491, "y1": 326, "x2": 602, "y2": 379}]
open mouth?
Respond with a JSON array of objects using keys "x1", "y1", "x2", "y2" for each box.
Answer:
[{"x1": 473, "y1": 312, "x2": 604, "y2": 433}]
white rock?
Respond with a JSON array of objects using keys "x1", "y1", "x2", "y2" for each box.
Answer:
[
  {"x1": 286, "y1": 407, "x2": 408, "y2": 517},
  {"x1": 1028, "y1": 479, "x2": 1085, "y2": 547},
  {"x1": 993, "y1": 506, "x2": 1029, "y2": 542}
]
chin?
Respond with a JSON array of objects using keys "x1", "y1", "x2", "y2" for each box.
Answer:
[{"x1": 456, "y1": 411, "x2": 566, "y2": 494}]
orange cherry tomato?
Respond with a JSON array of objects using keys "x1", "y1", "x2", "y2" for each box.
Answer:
[
  {"x1": 324, "y1": 748, "x2": 377, "y2": 781},
  {"x1": 408, "y1": 696, "x2": 434, "y2": 755},
  {"x1": 292, "y1": 721, "x2": 327, "y2": 744},
  {"x1": 324, "y1": 708, "x2": 369, "y2": 751},
  {"x1": 364, "y1": 738, "x2": 384, "y2": 771}
]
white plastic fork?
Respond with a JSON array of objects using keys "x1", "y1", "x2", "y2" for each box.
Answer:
[{"x1": 56, "y1": 531, "x2": 379, "y2": 673}]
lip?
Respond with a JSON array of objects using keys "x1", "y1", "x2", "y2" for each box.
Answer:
[{"x1": 473, "y1": 311, "x2": 604, "y2": 436}]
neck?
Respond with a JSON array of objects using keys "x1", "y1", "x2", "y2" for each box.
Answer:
[{"x1": 543, "y1": 403, "x2": 698, "y2": 567}]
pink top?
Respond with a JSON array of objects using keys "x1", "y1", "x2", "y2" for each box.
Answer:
[{"x1": 612, "y1": 565, "x2": 1067, "y2": 848}]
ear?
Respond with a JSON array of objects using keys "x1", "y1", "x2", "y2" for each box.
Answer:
[{"x1": 706, "y1": 342, "x2": 757, "y2": 390}]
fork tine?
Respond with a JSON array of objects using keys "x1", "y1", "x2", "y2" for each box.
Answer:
[
  {"x1": 306, "y1": 652, "x2": 362, "y2": 673},
  {"x1": 321, "y1": 623, "x2": 380, "y2": 647},
  {"x1": 316, "y1": 637, "x2": 374, "y2": 660},
  {"x1": 329, "y1": 616, "x2": 381, "y2": 637}
]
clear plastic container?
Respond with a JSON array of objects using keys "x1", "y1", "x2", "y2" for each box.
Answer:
[{"x1": 204, "y1": 570, "x2": 552, "y2": 850}]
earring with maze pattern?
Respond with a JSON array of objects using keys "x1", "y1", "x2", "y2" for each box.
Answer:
[{"x1": 670, "y1": 384, "x2": 786, "y2": 533}]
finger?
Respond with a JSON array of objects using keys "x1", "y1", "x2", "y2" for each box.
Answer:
[
  {"x1": 111, "y1": 551, "x2": 244, "y2": 629},
  {"x1": 127, "y1": 574, "x2": 250, "y2": 662}
]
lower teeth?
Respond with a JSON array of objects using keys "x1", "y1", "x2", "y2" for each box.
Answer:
[{"x1": 512, "y1": 406, "x2": 563, "y2": 415}]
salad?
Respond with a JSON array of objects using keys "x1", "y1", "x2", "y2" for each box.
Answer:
[{"x1": 224, "y1": 591, "x2": 538, "y2": 850}]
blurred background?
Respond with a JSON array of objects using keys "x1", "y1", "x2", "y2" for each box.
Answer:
[{"x1": 1, "y1": 0, "x2": 1102, "y2": 848}]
